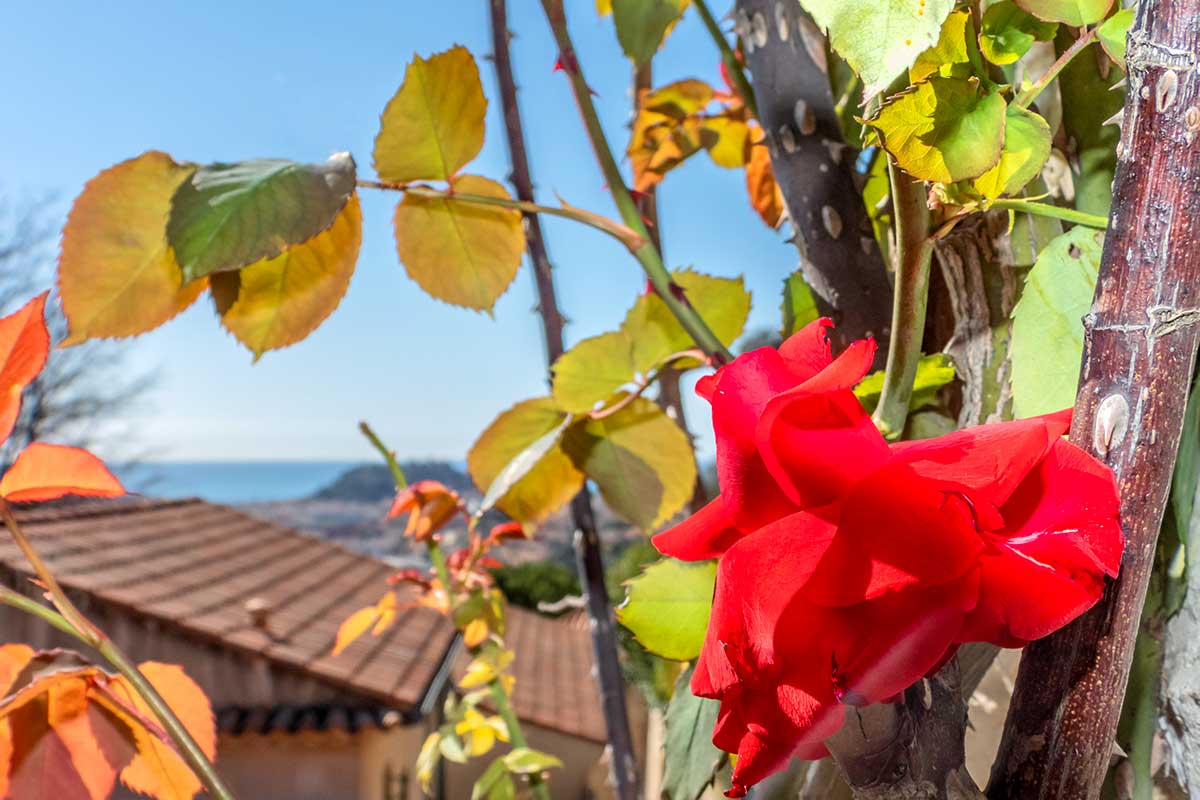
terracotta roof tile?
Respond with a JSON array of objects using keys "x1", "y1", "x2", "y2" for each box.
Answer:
[{"x1": 4, "y1": 497, "x2": 607, "y2": 743}]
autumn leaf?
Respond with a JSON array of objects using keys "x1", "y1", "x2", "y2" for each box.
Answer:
[
  {"x1": 104, "y1": 662, "x2": 217, "y2": 800},
  {"x1": 468, "y1": 398, "x2": 584, "y2": 529},
  {"x1": 552, "y1": 331, "x2": 637, "y2": 414},
  {"x1": 59, "y1": 152, "x2": 206, "y2": 345},
  {"x1": 393, "y1": 176, "x2": 525, "y2": 312},
  {"x1": 0, "y1": 443, "x2": 125, "y2": 503},
  {"x1": 0, "y1": 294, "x2": 50, "y2": 442},
  {"x1": 167, "y1": 154, "x2": 357, "y2": 283},
  {"x1": 374, "y1": 46, "x2": 487, "y2": 182},
  {"x1": 211, "y1": 193, "x2": 363, "y2": 359},
  {"x1": 745, "y1": 127, "x2": 784, "y2": 228},
  {"x1": 334, "y1": 606, "x2": 382, "y2": 656}
]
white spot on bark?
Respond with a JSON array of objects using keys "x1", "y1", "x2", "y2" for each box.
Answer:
[
  {"x1": 1156, "y1": 70, "x2": 1179, "y2": 113},
  {"x1": 1094, "y1": 394, "x2": 1130, "y2": 459},
  {"x1": 775, "y1": 3, "x2": 789, "y2": 42},
  {"x1": 796, "y1": 14, "x2": 827, "y2": 73},
  {"x1": 794, "y1": 98, "x2": 817, "y2": 135},
  {"x1": 821, "y1": 206, "x2": 843, "y2": 239},
  {"x1": 751, "y1": 11, "x2": 768, "y2": 48},
  {"x1": 778, "y1": 124, "x2": 797, "y2": 153}
]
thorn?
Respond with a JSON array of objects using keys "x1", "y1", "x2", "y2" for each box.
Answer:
[
  {"x1": 1102, "y1": 110, "x2": 1124, "y2": 129},
  {"x1": 1109, "y1": 78, "x2": 1128, "y2": 92}
]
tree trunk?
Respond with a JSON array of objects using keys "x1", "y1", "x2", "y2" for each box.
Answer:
[
  {"x1": 989, "y1": 4, "x2": 1200, "y2": 797},
  {"x1": 735, "y1": 0, "x2": 892, "y2": 364},
  {"x1": 488, "y1": 4, "x2": 639, "y2": 798}
]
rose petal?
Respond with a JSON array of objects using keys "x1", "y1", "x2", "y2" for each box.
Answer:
[
  {"x1": 0, "y1": 294, "x2": 50, "y2": 444},
  {"x1": 776, "y1": 318, "x2": 835, "y2": 379},
  {"x1": 892, "y1": 410, "x2": 1072, "y2": 508},
  {"x1": 653, "y1": 495, "x2": 742, "y2": 561},
  {"x1": 803, "y1": 463, "x2": 983, "y2": 607}
]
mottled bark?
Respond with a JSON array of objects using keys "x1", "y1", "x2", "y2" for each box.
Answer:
[
  {"x1": 989, "y1": 4, "x2": 1200, "y2": 797},
  {"x1": 735, "y1": 0, "x2": 892, "y2": 364},
  {"x1": 488, "y1": 4, "x2": 639, "y2": 797}
]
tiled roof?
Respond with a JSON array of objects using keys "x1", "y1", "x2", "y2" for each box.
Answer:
[{"x1": 0, "y1": 497, "x2": 606, "y2": 742}]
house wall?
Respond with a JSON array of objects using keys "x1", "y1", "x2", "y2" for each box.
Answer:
[
  {"x1": 209, "y1": 730, "x2": 362, "y2": 800},
  {"x1": 442, "y1": 724, "x2": 605, "y2": 800}
]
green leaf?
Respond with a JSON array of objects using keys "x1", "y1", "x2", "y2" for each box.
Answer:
[
  {"x1": 211, "y1": 193, "x2": 363, "y2": 359},
  {"x1": 662, "y1": 665, "x2": 723, "y2": 800},
  {"x1": 563, "y1": 396, "x2": 696, "y2": 530},
  {"x1": 1098, "y1": 8, "x2": 1134, "y2": 70},
  {"x1": 854, "y1": 353, "x2": 956, "y2": 414},
  {"x1": 909, "y1": 10, "x2": 975, "y2": 83},
  {"x1": 799, "y1": 0, "x2": 956, "y2": 95},
  {"x1": 552, "y1": 332, "x2": 636, "y2": 414},
  {"x1": 438, "y1": 727, "x2": 468, "y2": 763},
  {"x1": 1010, "y1": 227, "x2": 1104, "y2": 418},
  {"x1": 979, "y1": 1, "x2": 1058, "y2": 66},
  {"x1": 167, "y1": 153, "x2": 356, "y2": 283},
  {"x1": 973, "y1": 105, "x2": 1053, "y2": 200},
  {"x1": 393, "y1": 175, "x2": 525, "y2": 312},
  {"x1": 622, "y1": 268, "x2": 751, "y2": 373},
  {"x1": 1172, "y1": 370, "x2": 1200, "y2": 539},
  {"x1": 468, "y1": 398, "x2": 585, "y2": 530},
  {"x1": 611, "y1": 0, "x2": 689, "y2": 66},
  {"x1": 471, "y1": 758, "x2": 509, "y2": 800},
  {"x1": 1014, "y1": 0, "x2": 1112, "y2": 26},
  {"x1": 869, "y1": 76, "x2": 1007, "y2": 183},
  {"x1": 780, "y1": 272, "x2": 819, "y2": 338},
  {"x1": 617, "y1": 558, "x2": 715, "y2": 661},
  {"x1": 477, "y1": 412, "x2": 576, "y2": 518},
  {"x1": 502, "y1": 748, "x2": 564, "y2": 775},
  {"x1": 373, "y1": 46, "x2": 487, "y2": 182}
]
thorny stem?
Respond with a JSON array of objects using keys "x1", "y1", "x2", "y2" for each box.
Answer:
[
  {"x1": 356, "y1": 180, "x2": 648, "y2": 253},
  {"x1": 871, "y1": 160, "x2": 934, "y2": 439},
  {"x1": 992, "y1": 198, "x2": 1109, "y2": 229},
  {"x1": 692, "y1": 0, "x2": 759, "y2": 119},
  {"x1": 359, "y1": 421, "x2": 408, "y2": 490},
  {"x1": 0, "y1": 584, "x2": 78, "y2": 639},
  {"x1": 1014, "y1": 26, "x2": 1098, "y2": 109},
  {"x1": 0, "y1": 501, "x2": 236, "y2": 800},
  {"x1": 537, "y1": 0, "x2": 734, "y2": 364}
]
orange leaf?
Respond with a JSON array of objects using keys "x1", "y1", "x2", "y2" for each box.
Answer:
[
  {"x1": 0, "y1": 443, "x2": 125, "y2": 503},
  {"x1": 745, "y1": 126, "x2": 785, "y2": 228},
  {"x1": 0, "y1": 294, "x2": 50, "y2": 444},
  {"x1": 109, "y1": 662, "x2": 216, "y2": 800},
  {"x1": 0, "y1": 644, "x2": 34, "y2": 696},
  {"x1": 333, "y1": 606, "x2": 379, "y2": 656}
]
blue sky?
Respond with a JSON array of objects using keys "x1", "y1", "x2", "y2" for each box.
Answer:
[{"x1": 1, "y1": 1, "x2": 796, "y2": 462}]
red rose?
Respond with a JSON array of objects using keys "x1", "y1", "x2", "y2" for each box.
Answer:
[{"x1": 653, "y1": 320, "x2": 1122, "y2": 797}]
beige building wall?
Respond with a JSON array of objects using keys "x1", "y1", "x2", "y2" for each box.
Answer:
[
  {"x1": 443, "y1": 724, "x2": 605, "y2": 800},
  {"x1": 202, "y1": 730, "x2": 362, "y2": 800}
]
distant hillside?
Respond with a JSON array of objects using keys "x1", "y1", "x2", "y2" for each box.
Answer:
[{"x1": 310, "y1": 460, "x2": 475, "y2": 502}]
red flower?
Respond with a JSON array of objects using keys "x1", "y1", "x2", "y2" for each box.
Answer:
[{"x1": 653, "y1": 319, "x2": 1122, "y2": 796}]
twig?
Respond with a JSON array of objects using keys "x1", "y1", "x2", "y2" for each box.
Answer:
[
  {"x1": 0, "y1": 501, "x2": 235, "y2": 800},
  {"x1": 991, "y1": 198, "x2": 1108, "y2": 229},
  {"x1": 537, "y1": 0, "x2": 733, "y2": 364},
  {"x1": 1014, "y1": 27, "x2": 1098, "y2": 109},
  {"x1": 359, "y1": 421, "x2": 408, "y2": 490},
  {"x1": 356, "y1": 179, "x2": 648, "y2": 253},
  {"x1": 489, "y1": 3, "x2": 640, "y2": 797},
  {"x1": 692, "y1": 0, "x2": 759, "y2": 119},
  {"x1": 871, "y1": 161, "x2": 934, "y2": 439}
]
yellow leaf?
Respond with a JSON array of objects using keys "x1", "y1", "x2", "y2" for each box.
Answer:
[
  {"x1": 701, "y1": 117, "x2": 751, "y2": 168},
  {"x1": 417, "y1": 732, "x2": 441, "y2": 792},
  {"x1": 211, "y1": 193, "x2": 362, "y2": 359},
  {"x1": 393, "y1": 175, "x2": 524, "y2": 312},
  {"x1": 372, "y1": 592, "x2": 398, "y2": 636},
  {"x1": 333, "y1": 605, "x2": 379, "y2": 655},
  {"x1": 455, "y1": 709, "x2": 498, "y2": 756},
  {"x1": 596, "y1": 0, "x2": 612, "y2": 14},
  {"x1": 110, "y1": 663, "x2": 216, "y2": 800},
  {"x1": 374, "y1": 46, "x2": 487, "y2": 182},
  {"x1": 745, "y1": 127, "x2": 784, "y2": 228},
  {"x1": 458, "y1": 649, "x2": 515, "y2": 690},
  {"x1": 463, "y1": 617, "x2": 489, "y2": 648},
  {"x1": 58, "y1": 152, "x2": 206, "y2": 345}
]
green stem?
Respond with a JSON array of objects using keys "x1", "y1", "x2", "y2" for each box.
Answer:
[
  {"x1": 871, "y1": 160, "x2": 933, "y2": 440},
  {"x1": 692, "y1": 0, "x2": 758, "y2": 120},
  {"x1": 427, "y1": 539, "x2": 452, "y2": 590},
  {"x1": 490, "y1": 679, "x2": 551, "y2": 800},
  {"x1": 357, "y1": 180, "x2": 647, "y2": 253},
  {"x1": 0, "y1": 585, "x2": 78, "y2": 639},
  {"x1": 538, "y1": 0, "x2": 733, "y2": 364},
  {"x1": 991, "y1": 198, "x2": 1108, "y2": 229},
  {"x1": 0, "y1": 502, "x2": 235, "y2": 800},
  {"x1": 1014, "y1": 27, "x2": 1098, "y2": 109},
  {"x1": 359, "y1": 421, "x2": 408, "y2": 489}
]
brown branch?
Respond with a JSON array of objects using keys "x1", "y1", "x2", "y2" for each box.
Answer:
[
  {"x1": 988, "y1": 4, "x2": 1200, "y2": 796},
  {"x1": 487, "y1": 3, "x2": 639, "y2": 798},
  {"x1": 734, "y1": 0, "x2": 893, "y2": 364}
]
